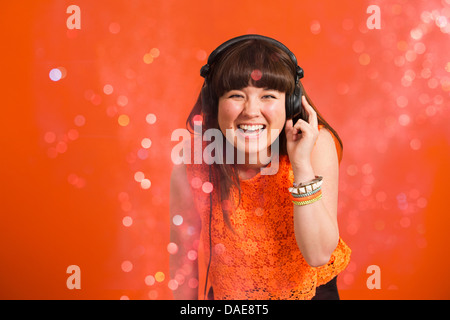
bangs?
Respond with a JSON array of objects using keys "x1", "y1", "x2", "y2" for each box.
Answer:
[{"x1": 211, "y1": 40, "x2": 296, "y2": 99}]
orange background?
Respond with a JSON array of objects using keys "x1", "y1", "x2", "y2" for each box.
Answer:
[{"x1": 1, "y1": 0, "x2": 449, "y2": 299}]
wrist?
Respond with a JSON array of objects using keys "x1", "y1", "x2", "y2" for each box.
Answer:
[{"x1": 292, "y1": 163, "x2": 315, "y2": 184}]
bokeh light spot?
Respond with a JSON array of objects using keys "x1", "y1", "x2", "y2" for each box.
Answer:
[
  {"x1": 140, "y1": 178, "x2": 151, "y2": 189},
  {"x1": 255, "y1": 207, "x2": 264, "y2": 217},
  {"x1": 122, "y1": 216, "x2": 133, "y2": 227},
  {"x1": 202, "y1": 182, "x2": 213, "y2": 194},
  {"x1": 251, "y1": 69, "x2": 262, "y2": 81},
  {"x1": 192, "y1": 114, "x2": 203, "y2": 123},
  {"x1": 44, "y1": 131, "x2": 56, "y2": 144},
  {"x1": 74, "y1": 115, "x2": 86, "y2": 127},
  {"x1": 121, "y1": 260, "x2": 133, "y2": 272},
  {"x1": 118, "y1": 114, "x2": 130, "y2": 126},
  {"x1": 167, "y1": 242, "x2": 178, "y2": 255},
  {"x1": 150, "y1": 48, "x2": 160, "y2": 58},
  {"x1": 398, "y1": 114, "x2": 411, "y2": 126},
  {"x1": 143, "y1": 53, "x2": 154, "y2": 64},
  {"x1": 146, "y1": 113, "x2": 157, "y2": 124},
  {"x1": 117, "y1": 95, "x2": 128, "y2": 107},
  {"x1": 188, "y1": 278, "x2": 199, "y2": 289},
  {"x1": 214, "y1": 243, "x2": 226, "y2": 255},
  {"x1": 168, "y1": 279, "x2": 179, "y2": 291},
  {"x1": 310, "y1": 20, "x2": 321, "y2": 34},
  {"x1": 410, "y1": 138, "x2": 422, "y2": 150},
  {"x1": 137, "y1": 148, "x2": 149, "y2": 160},
  {"x1": 49, "y1": 68, "x2": 62, "y2": 81},
  {"x1": 173, "y1": 215, "x2": 183, "y2": 226},
  {"x1": 109, "y1": 22, "x2": 121, "y2": 34},
  {"x1": 141, "y1": 138, "x2": 152, "y2": 149},
  {"x1": 103, "y1": 84, "x2": 114, "y2": 95},
  {"x1": 190, "y1": 177, "x2": 202, "y2": 189},
  {"x1": 155, "y1": 271, "x2": 165, "y2": 282},
  {"x1": 145, "y1": 275, "x2": 155, "y2": 286},
  {"x1": 187, "y1": 250, "x2": 198, "y2": 261},
  {"x1": 196, "y1": 49, "x2": 207, "y2": 61},
  {"x1": 359, "y1": 53, "x2": 371, "y2": 65},
  {"x1": 134, "y1": 171, "x2": 145, "y2": 182},
  {"x1": 67, "y1": 129, "x2": 79, "y2": 141}
]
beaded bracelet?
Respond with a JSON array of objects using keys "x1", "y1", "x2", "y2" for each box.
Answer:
[
  {"x1": 291, "y1": 189, "x2": 322, "y2": 202},
  {"x1": 292, "y1": 193, "x2": 323, "y2": 206},
  {"x1": 291, "y1": 186, "x2": 321, "y2": 198}
]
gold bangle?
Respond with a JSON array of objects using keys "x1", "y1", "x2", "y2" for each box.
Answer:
[{"x1": 292, "y1": 194, "x2": 323, "y2": 206}]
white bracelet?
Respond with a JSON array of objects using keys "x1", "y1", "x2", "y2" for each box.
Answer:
[{"x1": 288, "y1": 176, "x2": 323, "y2": 195}]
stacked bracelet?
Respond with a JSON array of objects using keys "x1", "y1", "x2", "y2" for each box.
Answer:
[
  {"x1": 292, "y1": 194, "x2": 323, "y2": 206},
  {"x1": 288, "y1": 176, "x2": 323, "y2": 206},
  {"x1": 288, "y1": 176, "x2": 323, "y2": 195}
]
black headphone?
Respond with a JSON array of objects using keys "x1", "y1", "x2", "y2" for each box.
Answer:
[{"x1": 199, "y1": 34, "x2": 306, "y2": 122}]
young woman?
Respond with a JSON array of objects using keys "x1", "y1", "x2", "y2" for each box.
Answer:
[{"x1": 170, "y1": 35, "x2": 351, "y2": 300}]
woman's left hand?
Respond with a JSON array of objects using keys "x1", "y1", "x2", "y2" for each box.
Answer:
[{"x1": 285, "y1": 96, "x2": 320, "y2": 173}]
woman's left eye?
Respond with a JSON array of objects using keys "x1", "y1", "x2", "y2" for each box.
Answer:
[{"x1": 262, "y1": 95, "x2": 276, "y2": 99}]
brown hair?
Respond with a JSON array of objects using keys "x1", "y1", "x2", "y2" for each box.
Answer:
[{"x1": 186, "y1": 38, "x2": 342, "y2": 227}]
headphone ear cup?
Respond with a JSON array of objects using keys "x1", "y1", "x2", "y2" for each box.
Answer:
[
  {"x1": 286, "y1": 85, "x2": 303, "y2": 120},
  {"x1": 285, "y1": 94, "x2": 294, "y2": 119}
]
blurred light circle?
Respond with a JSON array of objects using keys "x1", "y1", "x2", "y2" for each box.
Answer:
[
  {"x1": 118, "y1": 114, "x2": 130, "y2": 126},
  {"x1": 155, "y1": 272, "x2": 165, "y2": 282},
  {"x1": 310, "y1": 20, "x2": 321, "y2": 34},
  {"x1": 145, "y1": 275, "x2": 156, "y2": 286},
  {"x1": 173, "y1": 215, "x2": 183, "y2": 226},
  {"x1": 103, "y1": 84, "x2": 114, "y2": 95},
  {"x1": 122, "y1": 216, "x2": 133, "y2": 227},
  {"x1": 49, "y1": 68, "x2": 62, "y2": 81},
  {"x1": 74, "y1": 115, "x2": 86, "y2": 127},
  {"x1": 168, "y1": 279, "x2": 178, "y2": 291},
  {"x1": 146, "y1": 113, "x2": 157, "y2": 124},
  {"x1": 109, "y1": 22, "x2": 121, "y2": 34},
  {"x1": 121, "y1": 260, "x2": 133, "y2": 272},
  {"x1": 134, "y1": 171, "x2": 145, "y2": 182},
  {"x1": 202, "y1": 182, "x2": 213, "y2": 194},
  {"x1": 167, "y1": 242, "x2": 178, "y2": 254},
  {"x1": 44, "y1": 131, "x2": 56, "y2": 144},
  {"x1": 141, "y1": 138, "x2": 152, "y2": 149},
  {"x1": 140, "y1": 178, "x2": 151, "y2": 189}
]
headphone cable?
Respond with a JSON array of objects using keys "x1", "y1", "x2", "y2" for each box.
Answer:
[{"x1": 203, "y1": 165, "x2": 213, "y2": 299}]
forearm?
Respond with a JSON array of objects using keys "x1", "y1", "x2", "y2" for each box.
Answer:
[
  {"x1": 293, "y1": 200, "x2": 339, "y2": 267},
  {"x1": 292, "y1": 164, "x2": 339, "y2": 267}
]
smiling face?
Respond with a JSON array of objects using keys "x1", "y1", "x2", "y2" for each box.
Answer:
[
  {"x1": 203, "y1": 39, "x2": 297, "y2": 167},
  {"x1": 218, "y1": 85, "x2": 286, "y2": 159}
]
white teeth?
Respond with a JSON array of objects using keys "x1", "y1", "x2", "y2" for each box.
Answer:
[{"x1": 238, "y1": 124, "x2": 264, "y2": 131}]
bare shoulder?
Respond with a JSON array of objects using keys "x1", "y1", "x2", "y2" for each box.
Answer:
[{"x1": 312, "y1": 127, "x2": 339, "y2": 165}]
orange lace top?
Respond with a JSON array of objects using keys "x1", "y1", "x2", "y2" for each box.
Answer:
[{"x1": 185, "y1": 139, "x2": 351, "y2": 300}]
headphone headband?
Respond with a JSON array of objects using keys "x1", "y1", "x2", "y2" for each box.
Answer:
[{"x1": 200, "y1": 34, "x2": 304, "y2": 83}]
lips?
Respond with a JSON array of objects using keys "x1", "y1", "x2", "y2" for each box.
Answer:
[{"x1": 236, "y1": 124, "x2": 266, "y2": 139}]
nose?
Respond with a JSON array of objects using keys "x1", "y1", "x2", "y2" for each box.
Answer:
[{"x1": 241, "y1": 96, "x2": 261, "y2": 118}]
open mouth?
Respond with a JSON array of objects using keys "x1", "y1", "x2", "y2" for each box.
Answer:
[{"x1": 237, "y1": 124, "x2": 266, "y2": 138}]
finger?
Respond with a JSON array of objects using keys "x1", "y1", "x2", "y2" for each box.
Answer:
[
  {"x1": 285, "y1": 118, "x2": 293, "y2": 129},
  {"x1": 302, "y1": 96, "x2": 318, "y2": 128},
  {"x1": 286, "y1": 119, "x2": 303, "y2": 141}
]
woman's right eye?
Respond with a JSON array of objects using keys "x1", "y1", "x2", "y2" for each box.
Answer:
[{"x1": 228, "y1": 93, "x2": 244, "y2": 99}]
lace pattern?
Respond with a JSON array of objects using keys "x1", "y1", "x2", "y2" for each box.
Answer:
[{"x1": 186, "y1": 153, "x2": 351, "y2": 300}]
